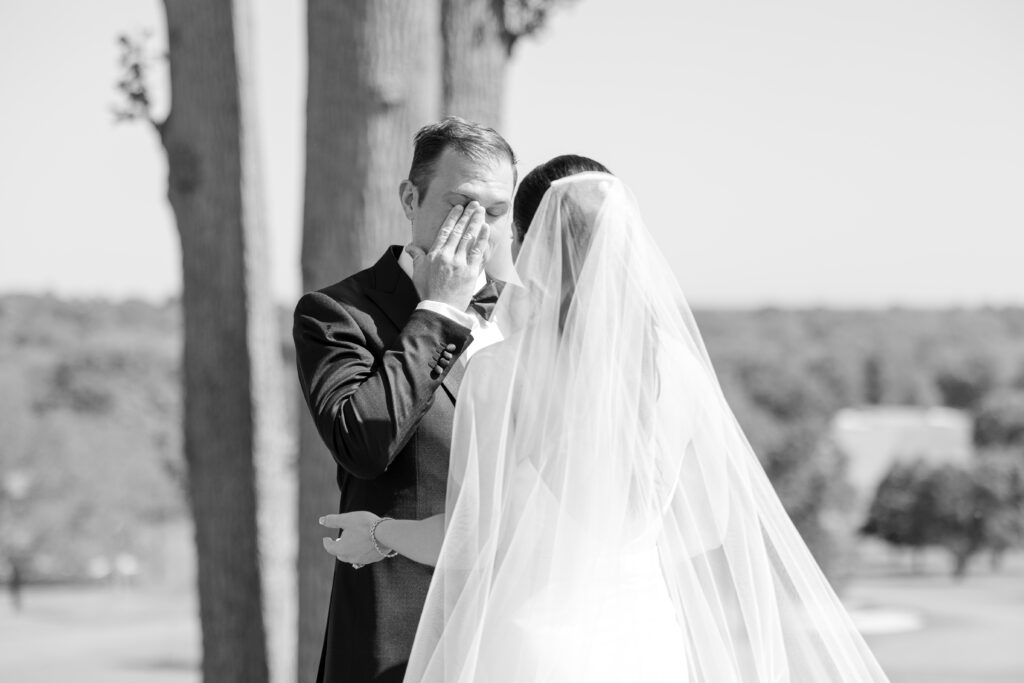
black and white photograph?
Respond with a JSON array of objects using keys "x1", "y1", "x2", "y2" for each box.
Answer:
[{"x1": 1, "y1": 1, "x2": 1022, "y2": 682}]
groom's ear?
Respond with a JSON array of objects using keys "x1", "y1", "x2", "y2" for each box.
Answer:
[{"x1": 399, "y1": 180, "x2": 418, "y2": 220}]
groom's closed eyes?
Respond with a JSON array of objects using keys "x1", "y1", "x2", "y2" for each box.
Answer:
[{"x1": 445, "y1": 192, "x2": 510, "y2": 219}]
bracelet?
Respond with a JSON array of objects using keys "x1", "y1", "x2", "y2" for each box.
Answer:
[{"x1": 370, "y1": 517, "x2": 399, "y2": 559}]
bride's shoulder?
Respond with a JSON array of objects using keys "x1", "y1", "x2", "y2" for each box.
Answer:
[
  {"x1": 461, "y1": 341, "x2": 516, "y2": 390},
  {"x1": 467, "y1": 335, "x2": 518, "y2": 367}
]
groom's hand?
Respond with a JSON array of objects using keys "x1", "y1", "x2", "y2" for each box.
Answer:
[
  {"x1": 406, "y1": 201, "x2": 491, "y2": 311},
  {"x1": 320, "y1": 512, "x2": 386, "y2": 567}
]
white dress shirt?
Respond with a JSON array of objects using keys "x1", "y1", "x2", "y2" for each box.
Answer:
[{"x1": 398, "y1": 248, "x2": 503, "y2": 363}]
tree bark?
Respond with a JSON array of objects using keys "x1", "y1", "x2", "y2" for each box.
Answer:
[
  {"x1": 441, "y1": 0, "x2": 510, "y2": 127},
  {"x1": 952, "y1": 550, "x2": 972, "y2": 579},
  {"x1": 232, "y1": 4, "x2": 298, "y2": 681},
  {"x1": 159, "y1": 1, "x2": 292, "y2": 681},
  {"x1": 297, "y1": 2, "x2": 439, "y2": 680}
]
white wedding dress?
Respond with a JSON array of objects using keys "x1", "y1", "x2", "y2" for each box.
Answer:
[
  {"x1": 457, "y1": 455, "x2": 690, "y2": 682},
  {"x1": 404, "y1": 174, "x2": 890, "y2": 682}
]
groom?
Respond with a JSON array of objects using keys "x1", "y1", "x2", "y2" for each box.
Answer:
[{"x1": 293, "y1": 117, "x2": 517, "y2": 683}]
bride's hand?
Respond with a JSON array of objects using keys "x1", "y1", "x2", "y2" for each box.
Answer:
[{"x1": 320, "y1": 511, "x2": 388, "y2": 568}]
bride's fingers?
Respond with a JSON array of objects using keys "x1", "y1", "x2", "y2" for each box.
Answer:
[
  {"x1": 319, "y1": 513, "x2": 349, "y2": 529},
  {"x1": 323, "y1": 537, "x2": 368, "y2": 565},
  {"x1": 323, "y1": 538, "x2": 359, "y2": 565},
  {"x1": 322, "y1": 537, "x2": 342, "y2": 558}
]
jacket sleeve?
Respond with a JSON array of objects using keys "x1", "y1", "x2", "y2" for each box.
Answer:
[{"x1": 293, "y1": 290, "x2": 473, "y2": 479}]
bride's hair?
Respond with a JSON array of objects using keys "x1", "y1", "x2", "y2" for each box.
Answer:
[{"x1": 512, "y1": 154, "x2": 611, "y2": 239}]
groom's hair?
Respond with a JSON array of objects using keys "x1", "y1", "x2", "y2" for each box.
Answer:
[{"x1": 408, "y1": 117, "x2": 517, "y2": 203}]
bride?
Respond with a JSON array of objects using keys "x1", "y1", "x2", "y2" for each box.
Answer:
[{"x1": 323, "y1": 158, "x2": 890, "y2": 682}]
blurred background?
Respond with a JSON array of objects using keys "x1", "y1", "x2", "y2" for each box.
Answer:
[{"x1": 1, "y1": 1, "x2": 1022, "y2": 682}]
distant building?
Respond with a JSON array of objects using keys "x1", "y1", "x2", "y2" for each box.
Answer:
[{"x1": 830, "y1": 406, "x2": 973, "y2": 517}]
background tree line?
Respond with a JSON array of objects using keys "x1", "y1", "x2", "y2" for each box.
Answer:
[
  {"x1": 5, "y1": 297, "x2": 1024, "y2": 579},
  {"x1": 860, "y1": 359, "x2": 1024, "y2": 579},
  {"x1": 862, "y1": 453, "x2": 1024, "y2": 578}
]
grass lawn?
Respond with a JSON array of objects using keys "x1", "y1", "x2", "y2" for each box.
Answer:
[
  {"x1": 0, "y1": 584, "x2": 199, "y2": 683},
  {"x1": 1, "y1": 553, "x2": 1021, "y2": 682},
  {"x1": 852, "y1": 551, "x2": 1024, "y2": 683}
]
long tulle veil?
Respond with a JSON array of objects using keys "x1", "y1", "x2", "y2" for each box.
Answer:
[{"x1": 405, "y1": 173, "x2": 889, "y2": 682}]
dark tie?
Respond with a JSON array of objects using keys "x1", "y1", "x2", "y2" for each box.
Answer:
[{"x1": 467, "y1": 280, "x2": 501, "y2": 321}]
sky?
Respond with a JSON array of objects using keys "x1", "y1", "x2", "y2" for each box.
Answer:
[{"x1": 1, "y1": 0, "x2": 1022, "y2": 307}]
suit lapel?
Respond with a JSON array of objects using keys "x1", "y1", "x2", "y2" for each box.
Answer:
[
  {"x1": 366, "y1": 246, "x2": 419, "y2": 333},
  {"x1": 366, "y1": 246, "x2": 466, "y2": 404}
]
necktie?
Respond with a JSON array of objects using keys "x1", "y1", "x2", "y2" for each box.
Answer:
[{"x1": 467, "y1": 280, "x2": 501, "y2": 321}]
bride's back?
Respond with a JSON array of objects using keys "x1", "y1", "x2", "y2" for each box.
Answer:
[{"x1": 407, "y1": 168, "x2": 891, "y2": 683}]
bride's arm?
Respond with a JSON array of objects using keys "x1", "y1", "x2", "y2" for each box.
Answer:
[
  {"x1": 321, "y1": 512, "x2": 445, "y2": 567},
  {"x1": 375, "y1": 515, "x2": 445, "y2": 566}
]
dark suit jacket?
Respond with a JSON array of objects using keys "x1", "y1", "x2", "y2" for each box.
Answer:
[{"x1": 293, "y1": 246, "x2": 473, "y2": 683}]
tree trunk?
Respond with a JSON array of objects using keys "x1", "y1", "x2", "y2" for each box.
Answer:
[
  {"x1": 232, "y1": 4, "x2": 298, "y2": 682},
  {"x1": 160, "y1": 1, "x2": 292, "y2": 681},
  {"x1": 909, "y1": 547, "x2": 922, "y2": 575},
  {"x1": 952, "y1": 550, "x2": 972, "y2": 580},
  {"x1": 441, "y1": 0, "x2": 509, "y2": 127},
  {"x1": 990, "y1": 546, "x2": 1006, "y2": 573},
  {"x1": 297, "y1": 2, "x2": 440, "y2": 680}
]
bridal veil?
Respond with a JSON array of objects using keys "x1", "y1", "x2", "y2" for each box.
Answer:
[{"x1": 405, "y1": 173, "x2": 889, "y2": 682}]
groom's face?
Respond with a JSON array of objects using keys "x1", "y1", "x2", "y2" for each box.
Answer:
[{"x1": 402, "y1": 148, "x2": 515, "y2": 257}]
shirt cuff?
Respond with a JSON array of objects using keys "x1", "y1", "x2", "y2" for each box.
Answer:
[{"x1": 416, "y1": 300, "x2": 477, "y2": 329}]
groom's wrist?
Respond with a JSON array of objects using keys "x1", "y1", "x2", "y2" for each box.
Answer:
[
  {"x1": 416, "y1": 300, "x2": 477, "y2": 329},
  {"x1": 402, "y1": 310, "x2": 473, "y2": 381}
]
